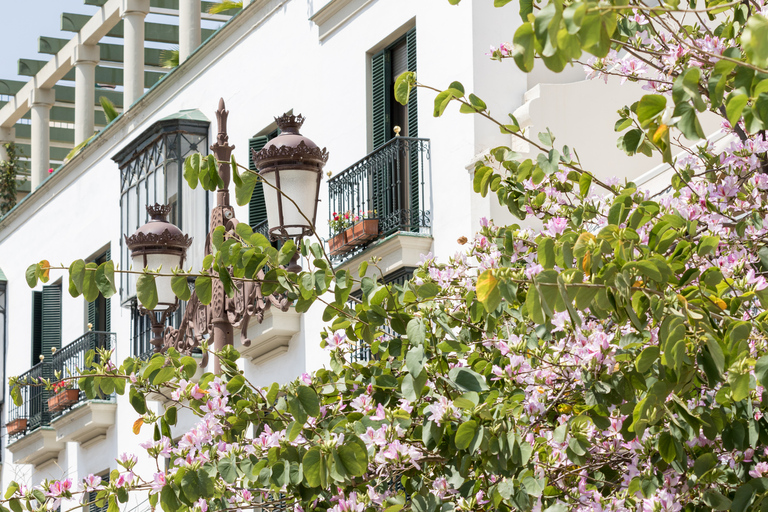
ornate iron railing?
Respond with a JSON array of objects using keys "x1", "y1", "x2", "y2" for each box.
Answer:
[
  {"x1": 7, "y1": 331, "x2": 115, "y2": 437},
  {"x1": 328, "y1": 138, "x2": 432, "y2": 261},
  {"x1": 253, "y1": 219, "x2": 270, "y2": 239},
  {"x1": 50, "y1": 331, "x2": 114, "y2": 419},
  {"x1": 8, "y1": 361, "x2": 53, "y2": 437}
]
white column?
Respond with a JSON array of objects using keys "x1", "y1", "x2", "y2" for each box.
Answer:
[
  {"x1": 29, "y1": 88, "x2": 55, "y2": 190},
  {"x1": 179, "y1": 0, "x2": 201, "y2": 63},
  {"x1": 0, "y1": 127, "x2": 13, "y2": 165},
  {"x1": 74, "y1": 44, "x2": 100, "y2": 146},
  {"x1": 121, "y1": 0, "x2": 150, "y2": 108}
]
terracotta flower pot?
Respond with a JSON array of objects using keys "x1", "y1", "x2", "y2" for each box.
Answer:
[
  {"x1": 48, "y1": 389, "x2": 80, "y2": 412},
  {"x1": 7, "y1": 418, "x2": 27, "y2": 435},
  {"x1": 347, "y1": 219, "x2": 379, "y2": 246},
  {"x1": 328, "y1": 231, "x2": 349, "y2": 256}
]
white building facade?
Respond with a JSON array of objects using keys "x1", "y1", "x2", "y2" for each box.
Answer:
[{"x1": 0, "y1": 0, "x2": 675, "y2": 508}]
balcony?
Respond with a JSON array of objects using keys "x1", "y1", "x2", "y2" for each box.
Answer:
[
  {"x1": 7, "y1": 332, "x2": 115, "y2": 465},
  {"x1": 327, "y1": 137, "x2": 433, "y2": 269}
]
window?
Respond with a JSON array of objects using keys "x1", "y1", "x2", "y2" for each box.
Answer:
[
  {"x1": 87, "y1": 250, "x2": 111, "y2": 333},
  {"x1": 113, "y1": 111, "x2": 210, "y2": 305},
  {"x1": 131, "y1": 279, "x2": 194, "y2": 359},
  {"x1": 372, "y1": 28, "x2": 417, "y2": 148},
  {"x1": 31, "y1": 284, "x2": 61, "y2": 366},
  {"x1": 248, "y1": 128, "x2": 280, "y2": 235},
  {"x1": 89, "y1": 472, "x2": 110, "y2": 512}
]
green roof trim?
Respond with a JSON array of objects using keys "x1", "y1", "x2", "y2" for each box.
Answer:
[
  {"x1": 158, "y1": 109, "x2": 209, "y2": 122},
  {"x1": 0, "y1": 267, "x2": 7, "y2": 282}
]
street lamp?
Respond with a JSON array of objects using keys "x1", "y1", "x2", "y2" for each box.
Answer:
[
  {"x1": 252, "y1": 113, "x2": 328, "y2": 241},
  {"x1": 125, "y1": 99, "x2": 328, "y2": 370},
  {"x1": 125, "y1": 204, "x2": 192, "y2": 311}
]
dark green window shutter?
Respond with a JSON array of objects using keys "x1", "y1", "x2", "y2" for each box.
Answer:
[
  {"x1": 87, "y1": 300, "x2": 97, "y2": 330},
  {"x1": 104, "y1": 248, "x2": 111, "y2": 332},
  {"x1": 31, "y1": 291, "x2": 43, "y2": 366},
  {"x1": 41, "y1": 285, "x2": 62, "y2": 358},
  {"x1": 372, "y1": 49, "x2": 390, "y2": 150},
  {"x1": 248, "y1": 136, "x2": 270, "y2": 229},
  {"x1": 406, "y1": 28, "x2": 420, "y2": 230}
]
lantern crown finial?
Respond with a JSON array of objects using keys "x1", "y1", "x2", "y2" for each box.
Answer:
[
  {"x1": 147, "y1": 203, "x2": 172, "y2": 221},
  {"x1": 275, "y1": 113, "x2": 305, "y2": 134}
]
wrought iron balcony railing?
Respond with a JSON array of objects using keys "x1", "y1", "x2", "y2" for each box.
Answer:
[
  {"x1": 328, "y1": 137, "x2": 432, "y2": 261},
  {"x1": 8, "y1": 331, "x2": 114, "y2": 438}
]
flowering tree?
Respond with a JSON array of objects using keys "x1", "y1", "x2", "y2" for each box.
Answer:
[{"x1": 14, "y1": 0, "x2": 768, "y2": 510}]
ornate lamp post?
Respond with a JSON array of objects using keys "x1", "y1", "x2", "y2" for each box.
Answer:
[
  {"x1": 126, "y1": 99, "x2": 328, "y2": 371},
  {"x1": 125, "y1": 204, "x2": 192, "y2": 352}
]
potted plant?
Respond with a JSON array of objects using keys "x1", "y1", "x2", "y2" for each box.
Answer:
[
  {"x1": 7, "y1": 418, "x2": 27, "y2": 435},
  {"x1": 48, "y1": 381, "x2": 80, "y2": 412},
  {"x1": 328, "y1": 211, "x2": 352, "y2": 255},
  {"x1": 346, "y1": 210, "x2": 379, "y2": 247}
]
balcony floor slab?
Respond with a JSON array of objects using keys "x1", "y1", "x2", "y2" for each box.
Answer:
[
  {"x1": 337, "y1": 232, "x2": 433, "y2": 288},
  {"x1": 7, "y1": 427, "x2": 64, "y2": 467},
  {"x1": 50, "y1": 400, "x2": 116, "y2": 445},
  {"x1": 237, "y1": 307, "x2": 302, "y2": 363}
]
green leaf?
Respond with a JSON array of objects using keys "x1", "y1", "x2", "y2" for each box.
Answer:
[
  {"x1": 394, "y1": 71, "x2": 416, "y2": 106},
  {"x1": 129, "y1": 386, "x2": 147, "y2": 414},
  {"x1": 406, "y1": 344, "x2": 426, "y2": 377},
  {"x1": 406, "y1": 317, "x2": 426, "y2": 345},
  {"x1": 82, "y1": 262, "x2": 100, "y2": 302},
  {"x1": 235, "y1": 169, "x2": 259, "y2": 207},
  {"x1": 636, "y1": 95, "x2": 666, "y2": 125},
  {"x1": 433, "y1": 90, "x2": 453, "y2": 117},
  {"x1": 181, "y1": 468, "x2": 200, "y2": 502},
  {"x1": 672, "y1": 102, "x2": 704, "y2": 141},
  {"x1": 195, "y1": 276, "x2": 212, "y2": 305},
  {"x1": 303, "y1": 446, "x2": 322, "y2": 487},
  {"x1": 538, "y1": 238, "x2": 556, "y2": 269},
  {"x1": 579, "y1": 172, "x2": 592, "y2": 197},
  {"x1": 136, "y1": 273, "x2": 158, "y2": 310},
  {"x1": 697, "y1": 235, "x2": 720, "y2": 257},
  {"x1": 69, "y1": 259, "x2": 86, "y2": 295},
  {"x1": 743, "y1": 14, "x2": 768, "y2": 69},
  {"x1": 337, "y1": 438, "x2": 368, "y2": 476},
  {"x1": 693, "y1": 452, "x2": 717, "y2": 477},
  {"x1": 297, "y1": 385, "x2": 321, "y2": 417},
  {"x1": 95, "y1": 260, "x2": 117, "y2": 298},
  {"x1": 218, "y1": 457, "x2": 238, "y2": 484},
  {"x1": 658, "y1": 432, "x2": 676, "y2": 463},
  {"x1": 171, "y1": 275, "x2": 191, "y2": 301},
  {"x1": 513, "y1": 22, "x2": 535, "y2": 72},
  {"x1": 455, "y1": 420, "x2": 478, "y2": 450},
  {"x1": 635, "y1": 346, "x2": 659, "y2": 373},
  {"x1": 25, "y1": 264, "x2": 38, "y2": 288},
  {"x1": 448, "y1": 367, "x2": 489, "y2": 392},
  {"x1": 100, "y1": 96, "x2": 120, "y2": 123},
  {"x1": 726, "y1": 92, "x2": 749, "y2": 127},
  {"x1": 184, "y1": 153, "x2": 201, "y2": 190},
  {"x1": 477, "y1": 269, "x2": 501, "y2": 312}
]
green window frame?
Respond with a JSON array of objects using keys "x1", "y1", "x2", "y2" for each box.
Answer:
[
  {"x1": 248, "y1": 128, "x2": 280, "y2": 230},
  {"x1": 32, "y1": 284, "x2": 61, "y2": 366}
]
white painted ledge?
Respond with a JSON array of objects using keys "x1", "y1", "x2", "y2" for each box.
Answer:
[
  {"x1": 237, "y1": 307, "x2": 302, "y2": 363},
  {"x1": 337, "y1": 232, "x2": 433, "y2": 287},
  {"x1": 7, "y1": 427, "x2": 64, "y2": 467},
  {"x1": 51, "y1": 400, "x2": 116, "y2": 446}
]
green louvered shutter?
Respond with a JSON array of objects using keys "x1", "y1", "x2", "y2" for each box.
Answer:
[
  {"x1": 248, "y1": 136, "x2": 270, "y2": 229},
  {"x1": 41, "y1": 285, "x2": 62, "y2": 358},
  {"x1": 406, "y1": 28, "x2": 420, "y2": 230},
  {"x1": 372, "y1": 50, "x2": 390, "y2": 150},
  {"x1": 372, "y1": 50, "x2": 391, "y2": 221},
  {"x1": 31, "y1": 291, "x2": 43, "y2": 365},
  {"x1": 87, "y1": 300, "x2": 97, "y2": 331},
  {"x1": 104, "y1": 248, "x2": 111, "y2": 332}
]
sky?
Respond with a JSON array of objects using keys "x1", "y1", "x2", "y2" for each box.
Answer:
[{"x1": 0, "y1": 0, "x2": 96, "y2": 82}]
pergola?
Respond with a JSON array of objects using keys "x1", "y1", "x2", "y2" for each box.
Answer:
[{"x1": 0, "y1": 0, "x2": 243, "y2": 195}]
